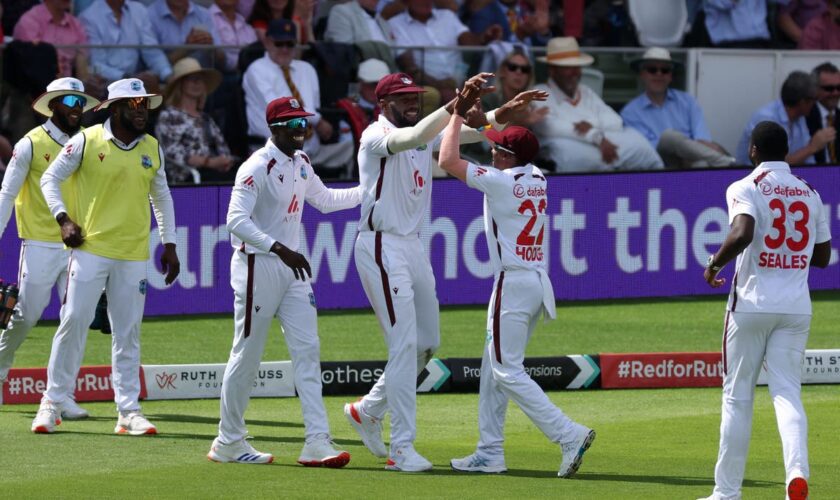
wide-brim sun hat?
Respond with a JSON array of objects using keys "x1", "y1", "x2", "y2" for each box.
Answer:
[
  {"x1": 630, "y1": 47, "x2": 683, "y2": 71},
  {"x1": 95, "y1": 78, "x2": 163, "y2": 111},
  {"x1": 31, "y1": 77, "x2": 100, "y2": 117},
  {"x1": 165, "y1": 57, "x2": 222, "y2": 98},
  {"x1": 537, "y1": 37, "x2": 594, "y2": 67}
]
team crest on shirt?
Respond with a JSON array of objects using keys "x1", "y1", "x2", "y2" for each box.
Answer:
[
  {"x1": 139, "y1": 279, "x2": 147, "y2": 295},
  {"x1": 98, "y1": 152, "x2": 105, "y2": 162},
  {"x1": 141, "y1": 154, "x2": 152, "y2": 169},
  {"x1": 308, "y1": 292, "x2": 316, "y2": 308},
  {"x1": 300, "y1": 165, "x2": 307, "y2": 179},
  {"x1": 44, "y1": 153, "x2": 51, "y2": 162}
]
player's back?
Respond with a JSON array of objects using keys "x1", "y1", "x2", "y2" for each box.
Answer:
[{"x1": 728, "y1": 162, "x2": 830, "y2": 315}]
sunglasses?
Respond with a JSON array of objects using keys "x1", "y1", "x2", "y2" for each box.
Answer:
[
  {"x1": 820, "y1": 84, "x2": 840, "y2": 93},
  {"x1": 270, "y1": 117, "x2": 309, "y2": 129},
  {"x1": 493, "y1": 144, "x2": 516, "y2": 155},
  {"x1": 643, "y1": 65, "x2": 672, "y2": 75},
  {"x1": 125, "y1": 97, "x2": 149, "y2": 110},
  {"x1": 60, "y1": 95, "x2": 87, "y2": 108},
  {"x1": 505, "y1": 62, "x2": 531, "y2": 74},
  {"x1": 274, "y1": 40, "x2": 296, "y2": 49}
]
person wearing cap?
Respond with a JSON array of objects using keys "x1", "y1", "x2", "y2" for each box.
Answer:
[
  {"x1": 155, "y1": 57, "x2": 235, "y2": 183},
  {"x1": 0, "y1": 78, "x2": 99, "y2": 414},
  {"x1": 33, "y1": 78, "x2": 180, "y2": 436},
  {"x1": 243, "y1": 18, "x2": 353, "y2": 171},
  {"x1": 620, "y1": 47, "x2": 734, "y2": 169},
  {"x1": 342, "y1": 71, "x2": 541, "y2": 472},
  {"x1": 532, "y1": 37, "x2": 663, "y2": 173},
  {"x1": 208, "y1": 96, "x2": 361, "y2": 467},
  {"x1": 356, "y1": 58, "x2": 390, "y2": 117},
  {"x1": 438, "y1": 84, "x2": 596, "y2": 478}
]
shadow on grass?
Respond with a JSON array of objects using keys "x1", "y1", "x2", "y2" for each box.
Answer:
[
  {"x1": 571, "y1": 471, "x2": 780, "y2": 488},
  {"x1": 148, "y1": 413, "x2": 304, "y2": 429}
]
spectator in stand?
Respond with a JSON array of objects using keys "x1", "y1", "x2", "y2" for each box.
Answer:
[
  {"x1": 248, "y1": 0, "x2": 314, "y2": 44},
  {"x1": 243, "y1": 19, "x2": 353, "y2": 169},
  {"x1": 80, "y1": 0, "x2": 173, "y2": 86},
  {"x1": 13, "y1": 1, "x2": 92, "y2": 82},
  {"x1": 481, "y1": 49, "x2": 547, "y2": 128},
  {"x1": 621, "y1": 47, "x2": 734, "y2": 168},
  {"x1": 237, "y1": 0, "x2": 255, "y2": 17},
  {"x1": 776, "y1": 0, "x2": 826, "y2": 46},
  {"x1": 800, "y1": 0, "x2": 840, "y2": 49},
  {"x1": 211, "y1": 0, "x2": 258, "y2": 73},
  {"x1": 806, "y1": 62, "x2": 840, "y2": 164},
  {"x1": 146, "y1": 0, "x2": 226, "y2": 69},
  {"x1": 736, "y1": 71, "x2": 833, "y2": 166},
  {"x1": 156, "y1": 58, "x2": 235, "y2": 183},
  {"x1": 390, "y1": 0, "x2": 502, "y2": 104},
  {"x1": 703, "y1": 0, "x2": 771, "y2": 48},
  {"x1": 324, "y1": 0, "x2": 394, "y2": 44},
  {"x1": 467, "y1": 0, "x2": 551, "y2": 46},
  {"x1": 532, "y1": 37, "x2": 663, "y2": 173},
  {"x1": 379, "y1": 0, "x2": 458, "y2": 19},
  {"x1": 355, "y1": 58, "x2": 390, "y2": 120}
]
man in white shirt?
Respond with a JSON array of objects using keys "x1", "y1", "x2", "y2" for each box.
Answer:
[
  {"x1": 243, "y1": 19, "x2": 353, "y2": 170},
  {"x1": 0, "y1": 78, "x2": 99, "y2": 415},
  {"x1": 438, "y1": 87, "x2": 596, "y2": 478},
  {"x1": 324, "y1": 0, "x2": 394, "y2": 44},
  {"x1": 532, "y1": 37, "x2": 663, "y2": 173},
  {"x1": 700, "y1": 121, "x2": 832, "y2": 500},
  {"x1": 208, "y1": 97, "x2": 362, "y2": 467}
]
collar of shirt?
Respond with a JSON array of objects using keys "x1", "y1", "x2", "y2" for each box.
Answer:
[
  {"x1": 377, "y1": 114, "x2": 398, "y2": 130},
  {"x1": 43, "y1": 119, "x2": 72, "y2": 145},
  {"x1": 102, "y1": 119, "x2": 145, "y2": 149},
  {"x1": 406, "y1": 9, "x2": 440, "y2": 25},
  {"x1": 101, "y1": 0, "x2": 130, "y2": 25},
  {"x1": 34, "y1": 4, "x2": 72, "y2": 27},
  {"x1": 771, "y1": 99, "x2": 794, "y2": 127},
  {"x1": 265, "y1": 138, "x2": 298, "y2": 164},
  {"x1": 160, "y1": 0, "x2": 196, "y2": 19},
  {"x1": 754, "y1": 161, "x2": 791, "y2": 173},
  {"x1": 209, "y1": 3, "x2": 244, "y2": 25},
  {"x1": 816, "y1": 101, "x2": 835, "y2": 121},
  {"x1": 548, "y1": 78, "x2": 580, "y2": 106},
  {"x1": 640, "y1": 88, "x2": 677, "y2": 108}
]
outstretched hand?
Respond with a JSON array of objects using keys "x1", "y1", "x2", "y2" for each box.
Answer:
[{"x1": 496, "y1": 89, "x2": 549, "y2": 124}]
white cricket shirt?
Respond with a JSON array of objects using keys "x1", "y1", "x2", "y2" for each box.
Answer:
[
  {"x1": 228, "y1": 139, "x2": 362, "y2": 254},
  {"x1": 726, "y1": 161, "x2": 831, "y2": 315}
]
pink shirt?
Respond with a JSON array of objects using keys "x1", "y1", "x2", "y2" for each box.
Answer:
[
  {"x1": 799, "y1": 12, "x2": 840, "y2": 50},
  {"x1": 13, "y1": 4, "x2": 88, "y2": 77},
  {"x1": 210, "y1": 3, "x2": 258, "y2": 72}
]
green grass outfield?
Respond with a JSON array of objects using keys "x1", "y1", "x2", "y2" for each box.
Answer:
[{"x1": 1, "y1": 292, "x2": 838, "y2": 499}]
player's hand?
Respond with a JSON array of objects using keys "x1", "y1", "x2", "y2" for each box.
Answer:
[
  {"x1": 160, "y1": 243, "x2": 180, "y2": 285},
  {"x1": 271, "y1": 242, "x2": 312, "y2": 281},
  {"x1": 57, "y1": 213, "x2": 84, "y2": 247},
  {"x1": 497, "y1": 89, "x2": 549, "y2": 124},
  {"x1": 463, "y1": 72, "x2": 495, "y2": 94},
  {"x1": 599, "y1": 137, "x2": 618, "y2": 163},
  {"x1": 464, "y1": 99, "x2": 489, "y2": 128},
  {"x1": 704, "y1": 267, "x2": 726, "y2": 288},
  {"x1": 574, "y1": 120, "x2": 593, "y2": 136}
]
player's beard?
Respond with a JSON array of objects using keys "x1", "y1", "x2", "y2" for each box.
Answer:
[
  {"x1": 52, "y1": 109, "x2": 81, "y2": 136},
  {"x1": 118, "y1": 107, "x2": 147, "y2": 136},
  {"x1": 391, "y1": 107, "x2": 419, "y2": 128}
]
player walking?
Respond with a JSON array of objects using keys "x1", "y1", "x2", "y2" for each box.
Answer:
[
  {"x1": 0, "y1": 78, "x2": 99, "y2": 416},
  {"x1": 438, "y1": 86, "x2": 596, "y2": 478},
  {"x1": 208, "y1": 97, "x2": 361, "y2": 467},
  {"x1": 700, "y1": 121, "x2": 831, "y2": 500},
  {"x1": 33, "y1": 78, "x2": 180, "y2": 435}
]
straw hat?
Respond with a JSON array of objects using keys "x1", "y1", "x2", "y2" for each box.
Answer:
[
  {"x1": 95, "y1": 78, "x2": 163, "y2": 110},
  {"x1": 165, "y1": 57, "x2": 222, "y2": 98},
  {"x1": 31, "y1": 77, "x2": 100, "y2": 117},
  {"x1": 537, "y1": 37, "x2": 594, "y2": 67},
  {"x1": 630, "y1": 47, "x2": 683, "y2": 71}
]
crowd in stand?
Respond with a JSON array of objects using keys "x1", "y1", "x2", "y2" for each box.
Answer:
[{"x1": 0, "y1": 0, "x2": 838, "y2": 183}]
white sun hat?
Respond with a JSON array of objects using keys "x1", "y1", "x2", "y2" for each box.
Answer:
[
  {"x1": 31, "y1": 77, "x2": 100, "y2": 117},
  {"x1": 537, "y1": 37, "x2": 594, "y2": 67},
  {"x1": 95, "y1": 78, "x2": 163, "y2": 111}
]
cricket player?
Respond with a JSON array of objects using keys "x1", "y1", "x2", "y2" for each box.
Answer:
[
  {"x1": 208, "y1": 97, "x2": 361, "y2": 467},
  {"x1": 33, "y1": 78, "x2": 180, "y2": 435},
  {"x1": 700, "y1": 121, "x2": 832, "y2": 500},
  {"x1": 438, "y1": 87, "x2": 596, "y2": 478},
  {"x1": 0, "y1": 78, "x2": 99, "y2": 417},
  {"x1": 343, "y1": 71, "x2": 535, "y2": 472}
]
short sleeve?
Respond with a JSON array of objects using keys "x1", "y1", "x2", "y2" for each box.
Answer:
[
  {"x1": 814, "y1": 193, "x2": 832, "y2": 244},
  {"x1": 725, "y1": 181, "x2": 757, "y2": 224},
  {"x1": 360, "y1": 123, "x2": 390, "y2": 157},
  {"x1": 465, "y1": 163, "x2": 509, "y2": 195}
]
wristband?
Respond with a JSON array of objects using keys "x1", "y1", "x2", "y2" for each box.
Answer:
[
  {"x1": 706, "y1": 255, "x2": 722, "y2": 272},
  {"x1": 475, "y1": 124, "x2": 491, "y2": 133}
]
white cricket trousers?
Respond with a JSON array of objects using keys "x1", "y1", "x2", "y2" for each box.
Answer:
[
  {"x1": 353, "y1": 231, "x2": 440, "y2": 453},
  {"x1": 713, "y1": 311, "x2": 811, "y2": 499},
  {"x1": 0, "y1": 243, "x2": 69, "y2": 382},
  {"x1": 476, "y1": 269, "x2": 574, "y2": 457},
  {"x1": 217, "y1": 251, "x2": 330, "y2": 445},
  {"x1": 42, "y1": 250, "x2": 147, "y2": 412}
]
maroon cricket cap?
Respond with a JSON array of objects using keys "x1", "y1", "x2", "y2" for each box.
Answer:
[
  {"x1": 485, "y1": 126, "x2": 540, "y2": 164},
  {"x1": 266, "y1": 96, "x2": 313, "y2": 126},
  {"x1": 374, "y1": 73, "x2": 426, "y2": 100}
]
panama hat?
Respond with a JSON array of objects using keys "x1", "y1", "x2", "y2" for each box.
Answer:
[
  {"x1": 630, "y1": 47, "x2": 683, "y2": 71},
  {"x1": 95, "y1": 78, "x2": 163, "y2": 111},
  {"x1": 165, "y1": 57, "x2": 222, "y2": 98},
  {"x1": 31, "y1": 77, "x2": 100, "y2": 117},
  {"x1": 537, "y1": 37, "x2": 594, "y2": 67}
]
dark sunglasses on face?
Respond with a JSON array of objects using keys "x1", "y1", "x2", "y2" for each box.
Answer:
[
  {"x1": 820, "y1": 84, "x2": 840, "y2": 92},
  {"x1": 60, "y1": 95, "x2": 87, "y2": 108},
  {"x1": 270, "y1": 117, "x2": 309, "y2": 129},
  {"x1": 505, "y1": 62, "x2": 531, "y2": 74},
  {"x1": 274, "y1": 40, "x2": 296, "y2": 49},
  {"x1": 643, "y1": 65, "x2": 672, "y2": 75},
  {"x1": 125, "y1": 97, "x2": 149, "y2": 110}
]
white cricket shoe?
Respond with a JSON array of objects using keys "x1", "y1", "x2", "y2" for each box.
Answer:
[
  {"x1": 344, "y1": 401, "x2": 387, "y2": 458},
  {"x1": 385, "y1": 445, "x2": 433, "y2": 472},
  {"x1": 115, "y1": 411, "x2": 157, "y2": 436},
  {"x1": 297, "y1": 435, "x2": 351, "y2": 468},
  {"x1": 450, "y1": 452, "x2": 507, "y2": 473},
  {"x1": 207, "y1": 437, "x2": 274, "y2": 464},
  {"x1": 558, "y1": 424, "x2": 595, "y2": 478},
  {"x1": 31, "y1": 400, "x2": 61, "y2": 434},
  {"x1": 58, "y1": 398, "x2": 89, "y2": 420}
]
